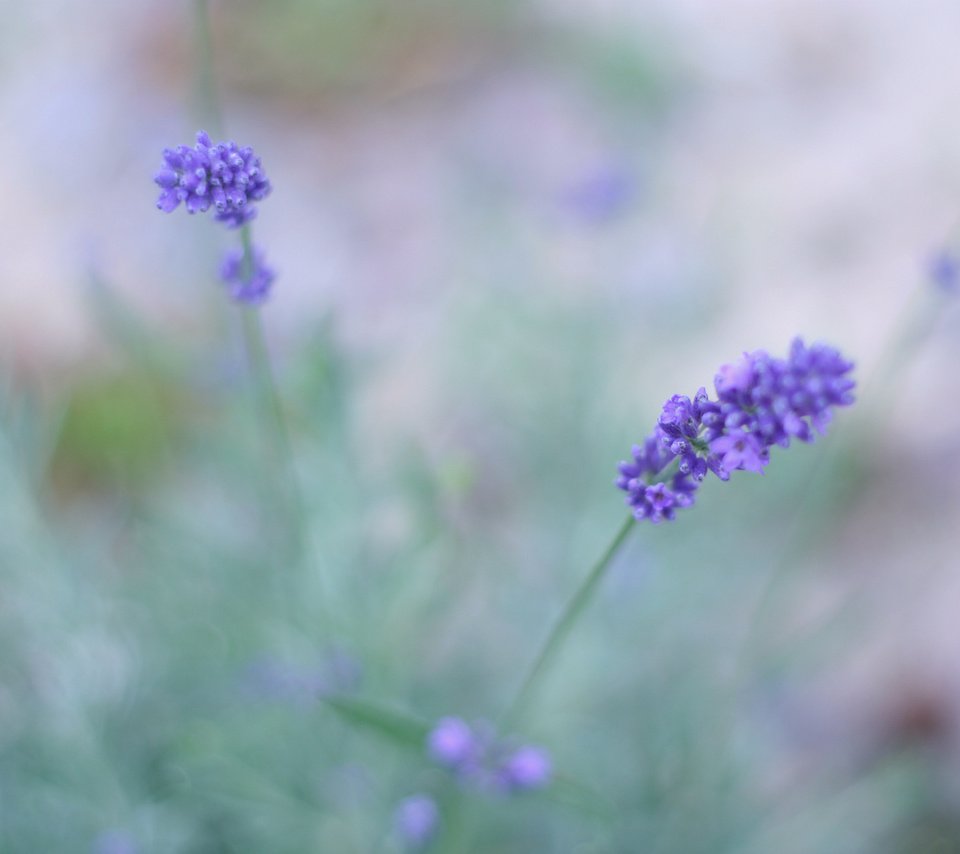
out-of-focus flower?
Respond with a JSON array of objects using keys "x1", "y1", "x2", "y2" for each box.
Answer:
[
  {"x1": 219, "y1": 245, "x2": 276, "y2": 305},
  {"x1": 616, "y1": 338, "x2": 856, "y2": 523},
  {"x1": 393, "y1": 794, "x2": 439, "y2": 849},
  {"x1": 497, "y1": 745, "x2": 552, "y2": 792},
  {"x1": 928, "y1": 249, "x2": 959, "y2": 292},
  {"x1": 154, "y1": 130, "x2": 271, "y2": 228},
  {"x1": 562, "y1": 165, "x2": 636, "y2": 224},
  {"x1": 425, "y1": 718, "x2": 552, "y2": 795},
  {"x1": 427, "y1": 716, "x2": 478, "y2": 768}
]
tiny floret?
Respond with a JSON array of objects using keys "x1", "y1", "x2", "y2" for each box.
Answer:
[
  {"x1": 425, "y1": 717, "x2": 552, "y2": 795},
  {"x1": 393, "y1": 794, "x2": 439, "y2": 849},
  {"x1": 497, "y1": 745, "x2": 553, "y2": 792},
  {"x1": 219, "y1": 246, "x2": 276, "y2": 305},
  {"x1": 154, "y1": 130, "x2": 271, "y2": 228},
  {"x1": 616, "y1": 338, "x2": 855, "y2": 523},
  {"x1": 929, "y1": 249, "x2": 960, "y2": 293},
  {"x1": 427, "y1": 716, "x2": 478, "y2": 768}
]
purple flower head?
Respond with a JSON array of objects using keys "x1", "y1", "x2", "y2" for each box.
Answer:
[
  {"x1": 220, "y1": 245, "x2": 276, "y2": 305},
  {"x1": 616, "y1": 338, "x2": 855, "y2": 523},
  {"x1": 929, "y1": 249, "x2": 959, "y2": 293},
  {"x1": 628, "y1": 476, "x2": 697, "y2": 524},
  {"x1": 427, "y1": 716, "x2": 553, "y2": 797},
  {"x1": 710, "y1": 429, "x2": 768, "y2": 475},
  {"x1": 563, "y1": 165, "x2": 635, "y2": 224},
  {"x1": 497, "y1": 745, "x2": 552, "y2": 792},
  {"x1": 394, "y1": 794, "x2": 439, "y2": 849},
  {"x1": 427, "y1": 717, "x2": 478, "y2": 769},
  {"x1": 154, "y1": 130, "x2": 271, "y2": 227},
  {"x1": 715, "y1": 357, "x2": 755, "y2": 395},
  {"x1": 713, "y1": 339, "x2": 855, "y2": 450}
]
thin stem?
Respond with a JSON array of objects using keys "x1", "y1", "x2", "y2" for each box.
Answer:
[
  {"x1": 237, "y1": 241, "x2": 302, "y2": 558},
  {"x1": 500, "y1": 514, "x2": 635, "y2": 731},
  {"x1": 189, "y1": 0, "x2": 331, "y2": 632},
  {"x1": 192, "y1": 0, "x2": 223, "y2": 136}
]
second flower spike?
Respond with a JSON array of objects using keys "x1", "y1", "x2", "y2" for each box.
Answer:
[{"x1": 219, "y1": 245, "x2": 276, "y2": 305}]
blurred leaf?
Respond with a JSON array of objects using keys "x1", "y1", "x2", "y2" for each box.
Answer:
[
  {"x1": 50, "y1": 372, "x2": 172, "y2": 493},
  {"x1": 325, "y1": 696, "x2": 430, "y2": 749}
]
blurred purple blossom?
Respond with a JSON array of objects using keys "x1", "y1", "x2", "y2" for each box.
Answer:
[
  {"x1": 562, "y1": 165, "x2": 636, "y2": 224},
  {"x1": 497, "y1": 745, "x2": 552, "y2": 792},
  {"x1": 393, "y1": 794, "x2": 439, "y2": 849},
  {"x1": 219, "y1": 245, "x2": 276, "y2": 305},
  {"x1": 427, "y1": 716, "x2": 479, "y2": 768},
  {"x1": 928, "y1": 249, "x2": 959, "y2": 292},
  {"x1": 425, "y1": 717, "x2": 552, "y2": 795}
]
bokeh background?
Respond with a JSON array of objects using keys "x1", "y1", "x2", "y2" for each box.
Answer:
[{"x1": 2, "y1": 0, "x2": 960, "y2": 851}]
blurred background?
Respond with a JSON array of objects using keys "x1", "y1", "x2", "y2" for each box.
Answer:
[{"x1": 2, "y1": 0, "x2": 960, "y2": 851}]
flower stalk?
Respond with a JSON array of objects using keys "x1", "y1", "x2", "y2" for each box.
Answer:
[{"x1": 501, "y1": 514, "x2": 635, "y2": 730}]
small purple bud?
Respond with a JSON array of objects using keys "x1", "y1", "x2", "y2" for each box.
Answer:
[
  {"x1": 219, "y1": 245, "x2": 276, "y2": 305},
  {"x1": 427, "y1": 717, "x2": 476, "y2": 768},
  {"x1": 156, "y1": 189, "x2": 180, "y2": 212},
  {"x1": 498, "y1": 746, "x2": 552, "y2": 792},
  {"x1": 929, "y1": 249, "x2": 959, "y2": 292},
  {"x1": 154, "y1": 132, "x2": 271, "y2": 227},
  {"x1": 393, "y1": 795, "x2": 439, "y2": 849}
]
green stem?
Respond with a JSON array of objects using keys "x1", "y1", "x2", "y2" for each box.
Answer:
[
  {"x1": 238, "y1": 249, "x2": 302, "y2": 555},
  {"x1": 500, "y1": 514, "x2": 635, "y2": 731},
  {"x1": 189, "y1": 0, "x2": 333, "y2": 632},
  {"x1": 192, "y1": 0, "x2": 223, "y2": 136}
]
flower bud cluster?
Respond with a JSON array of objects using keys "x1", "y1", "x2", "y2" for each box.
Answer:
[
  {"x1": 427, "y1": 716, "x2": 552, "y2": 794},
  {"x1": 155, "y1": 131, "x2": 271, "y2": 228},
  {"x1": 616, "y1": 338, "x2": 855, "y2": 523},
  {"x1": 155, "y1": 130, "x2": 277, "y2": 304}
]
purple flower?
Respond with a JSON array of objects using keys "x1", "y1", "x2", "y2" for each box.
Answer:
[
  {"x1": 427, "y1": 717, "x2": 478, "y2": 768},
  {"x1": 154, "y1": 130, "x2": 271, "y2": 228},
  {"x1": 394, "y1": 794, "x2": 439, "y2": 849},
  {"x1": 710, "y1": 429, "x2": 768, "y2": 474},
  {"x1": 219, "y1": 245, "x2": 276, "y2": 305},
  {"x1": 929, "y1": 249, "x2": 959, "y2": 292},
  {"x1": 426, "y1": 717, "x2": 552, "y2": 796},
  {"x1": 497, "y1": 745, "x2": 552, "y2": 792},
  {"x1": 563, "y1": 166, "x2": 635, "y2": 224},
  {"x1": 616, "y1": 338, "x2": 855, "y2": 522}
]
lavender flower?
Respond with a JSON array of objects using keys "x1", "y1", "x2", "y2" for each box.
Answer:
[
  {"x1": 427, "y1": 717, "x2": 478, "y2": 768},
  {"x1": 929, "y1": 249, "x2": 959, "y2": 293},
  {"x1": 616, "y1": 338, "x2": 855, "y2": 523},
  {"x1": 497, "y1": 745, "x2": 552, "y2": 792},
  {"x1": 219, "y1": 245, "x2": 276, "y2": 305},
  {"x1": 393, "y1": 794, "x2": 439, "y2": 849},
  {"x1": 425, "y1": 718, "x2": 552, "y2": 795},
  {"x1": 563, "y1": 165, "x2": 635, "y2": 224},
  {"x1": 154, "y1": 130, "x2": 271, "y2": 228}
]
